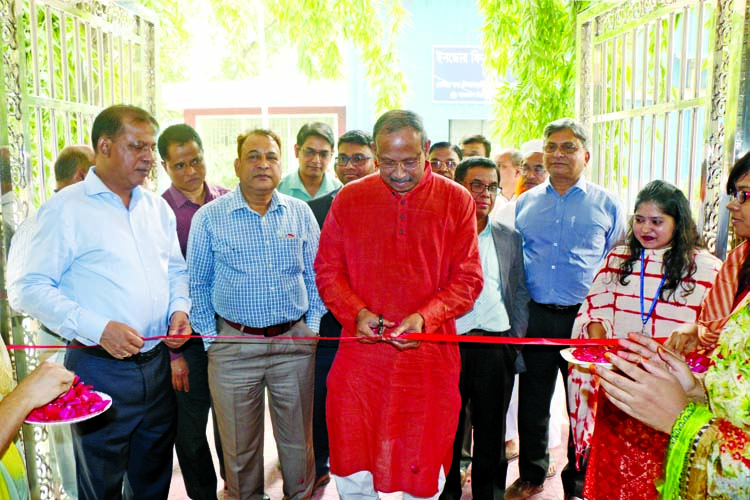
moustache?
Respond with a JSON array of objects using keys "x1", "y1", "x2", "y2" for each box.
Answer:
[{"x1": 389, "y1": 174, "x2": 413, "y2": 183}]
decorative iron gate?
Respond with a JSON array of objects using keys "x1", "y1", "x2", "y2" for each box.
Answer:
[
  {"x1": 576, "y1": 0, "x2": 750, "y2": 258},
  {"x1": 0, "y1": 0, "x2": 156, "y2": 497}
]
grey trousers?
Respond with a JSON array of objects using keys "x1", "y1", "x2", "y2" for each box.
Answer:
[{"x1": 208, "y1": 319, "x2": 316, "y2": 500}]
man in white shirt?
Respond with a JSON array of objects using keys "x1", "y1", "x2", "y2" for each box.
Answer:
[
  {"x1": 492, "y1": 141, "x2": 548, "y2": 227},
  {"x1": 439, "y1": 156, "x2": 529, "y2": 500}
]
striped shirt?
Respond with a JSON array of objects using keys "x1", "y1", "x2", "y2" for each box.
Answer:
[
  {"x1": 187, "y1": 188, "x2": 326, "y2": 345},
  {"x1": 573, "y1": 246, "x2": 722, "y2": 338}
]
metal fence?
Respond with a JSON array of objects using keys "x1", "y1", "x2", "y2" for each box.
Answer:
[
  {"x1": 577, "y1": 0, "x2": 750, "y2": 258},
  {"x1": 0, "y1": 0, "x2": 156, "y2": 497}
]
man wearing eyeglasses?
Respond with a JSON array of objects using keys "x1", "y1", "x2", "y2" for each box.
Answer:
[
  {"x1": 307, "y1": 129, "x2": 376, "y2": 491},
  {"x1": 428, "y1": 141, "x2": 462, "y2": 180},
  {"x1": 278, "y1": 122, "x2": 342, "y2": 201},
  {"x1": 440, "y1": 156, "x2": 529, "y2": 500},
  {"x1": 159, "y1": 123, "x2": 229, "y2": 500},
  {"x1": 188, "y1": 129, "x2": 326, "y2": 500},
  {"x1": 506, "y1": 118, "x2": 626, "y2": 500},
  {"x1": 315, "y1": 110, "x2": 483, "y2": 500}
]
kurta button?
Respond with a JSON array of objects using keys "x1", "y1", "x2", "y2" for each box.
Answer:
[
  {"x1": 410, "y1": 464, "x2": 420, "y2": 473},
  {"x1": 401, "y1": 200, "x2": 406, "y2": 205},
  {"x1": 400, "y1": 215, "x2": 405, "y2": 220},
  {"x1": 399, "y1": 230, "x2": 404, "y2": 235}
]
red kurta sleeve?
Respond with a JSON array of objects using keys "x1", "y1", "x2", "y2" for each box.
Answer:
[{"x1": 314, "y1": 192, "x2": 368, "y2": 332}]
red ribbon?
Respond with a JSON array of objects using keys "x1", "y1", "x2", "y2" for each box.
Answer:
[{"x1": 5, "y1": 334, "x2": 664, "y2": 350}]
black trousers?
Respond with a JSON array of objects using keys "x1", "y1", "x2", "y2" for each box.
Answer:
[
  {"x1": 312, "y1": 311, "x2": 341, "y2": 478},
  {"x1": 174, "y1": 338, "x2": 224, "y2": 500},
  {"x1": 517, "y1": 301, "x2": 587, "y2": 497},
  {"x1": 66, "y1": 345, "x2": 175, "y2": 500},
  {"x1": 441, "y1": 333, "x2": 517, "y2": 500}
]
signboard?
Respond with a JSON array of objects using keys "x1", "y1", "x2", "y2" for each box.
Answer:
[{"x1": 432, "y1": 45, "x2": 493, "y2": 104}]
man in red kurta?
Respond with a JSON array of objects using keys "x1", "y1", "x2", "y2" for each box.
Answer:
[{"x1": 314, "y1": 109, "x2": 483, "y2": 500}]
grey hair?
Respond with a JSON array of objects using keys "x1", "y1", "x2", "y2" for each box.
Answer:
[{"x1": 543, "y1": 118, "x2": 589, "y2": 150}]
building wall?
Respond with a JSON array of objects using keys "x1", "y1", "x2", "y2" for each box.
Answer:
[{"x1": 346, "y1": 0, "x2": 494, "y2": 144}]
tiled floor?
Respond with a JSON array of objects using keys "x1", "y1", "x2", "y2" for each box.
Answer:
[{"x1": 168, "y1": 395, "x2": 570, "y2": 500}]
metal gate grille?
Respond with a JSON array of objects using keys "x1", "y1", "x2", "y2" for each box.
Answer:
[
  {"x1": 0, "y1": 1, "x2": 156, "y2": 497},
  {"x1": 577, "y1": 0, "x2": 750, "y2": 257}
]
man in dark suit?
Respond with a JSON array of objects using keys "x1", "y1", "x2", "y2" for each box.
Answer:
[
  {"x1": 439, "y1": 156, "x2": 530, "y2": 500},
  {"x1": 307, "y1": 129, "x2": 375, "y2": 490}
]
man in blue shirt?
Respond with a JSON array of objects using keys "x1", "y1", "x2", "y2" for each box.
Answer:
[
  {"x1": 188, "y1": 128, "x2": 326, "y2": 500},
  {"x1": 277, "y1": 122, "x2": 342, "y2": 201},
  {"x1": 12, "y1": 104, "x2": 192, "y2": 500},
  {"x1": 506, "y1": 118, "x2": 626, "y2": 500}
]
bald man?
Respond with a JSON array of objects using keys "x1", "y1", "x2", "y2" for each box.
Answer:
[
  {"x1": 54, "y1": 145, "x2": 95, "y2": 191},
  {"x1": 493, "y1": 149, "x2": 522, "y2": 204}
]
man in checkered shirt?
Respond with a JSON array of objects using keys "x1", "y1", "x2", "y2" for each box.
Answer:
[{"x1": 188, "y1": 128, "x2": 326, "y2": 500}]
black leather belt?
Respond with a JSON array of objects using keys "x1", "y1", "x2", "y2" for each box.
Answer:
[
  {"x1": 468, "y1": 329, "x2": 508, "y2": 337},
  {"x1": 222, "y1": 316, "x2": 302, "y2": 337},
  {"x1": 71, "y1": 340, "x2": 163, "y2": 364},
  {"x1": 532, "y1": 301, "x2": 581, "y2": 314}
]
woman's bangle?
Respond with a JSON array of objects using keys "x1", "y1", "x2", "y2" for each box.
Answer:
[
  {"x1": 661, "y1": 403, "x2": 713, "y2": 500},
  {"x1": 669, "y1": 402, "x2": 697, "y2": 449}
]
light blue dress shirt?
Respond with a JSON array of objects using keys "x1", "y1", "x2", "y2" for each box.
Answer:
[
  {"x1": 515, "y1": 176, "x2": 626, "y2": 305},
  {"x1": 277, "y1": 170, "x2": 342, "y2": 202},
  {"x1": 187, "y1": 188, "x2": 326, "y2": 346},
  {"x1": 11, "y1": 169, "x2": 191, "y2": 352}
]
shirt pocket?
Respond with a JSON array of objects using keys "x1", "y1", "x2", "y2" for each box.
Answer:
[{"x1": 214, "y1": 238, "x2": 254, "y2": 273}]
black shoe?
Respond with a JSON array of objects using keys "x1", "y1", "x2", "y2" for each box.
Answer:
[{"x1": 313, "y1": 473, "x2": 331, "y2": 491}]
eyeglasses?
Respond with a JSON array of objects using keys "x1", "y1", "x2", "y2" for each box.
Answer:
[
  {"x1": 337, "y1": 154, "x2": 372, "y2": 167},
  {"x1": 377, "y1": 157, "x2": 422, "y2": 171},
  {"x1": 730, "y1": 190, "x2": 750, "y2": 204},
  {"x1": 521, "y1": 164, "x2": 545, "y2": 175},
  {"x1": 543, "y1": 142, "x2": 580, "y2": 155},
  {"x1": 244, "y1": 152, "x2": 280, "y2": 165},
  {"x1": 466, "y1": 181, "x2": 499, "y2": 196},
  {"x1": 302, "y1": 147, "x2": 331, "y2": 160},
  {"x1": 429, "y1": 159, "x2": 457, "y2": 171}
]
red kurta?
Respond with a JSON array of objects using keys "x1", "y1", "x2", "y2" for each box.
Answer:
[{"x1": 314, "y1": 167, "x2": 483, "y2": 497}]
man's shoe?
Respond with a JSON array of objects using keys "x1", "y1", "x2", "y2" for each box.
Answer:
[
  {"x1": 505, "y1": 439, "x2": 519, "y2": 461},
  {"x1": 504, "y1": 478, "x2": 544, "y2": 500},
  {"x1": 313, "y1": 473, "x2": 331, "y2": 491}
]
